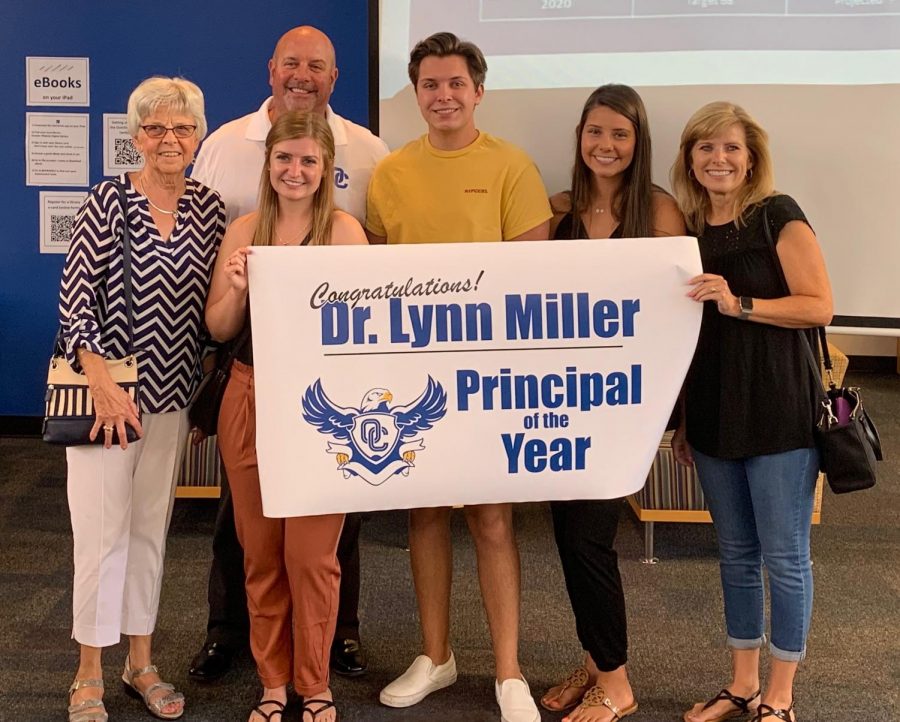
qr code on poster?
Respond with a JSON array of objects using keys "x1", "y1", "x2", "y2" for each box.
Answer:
[
  {"x1": 50, "y1": 214, "x2": 75, "y2": 245},
  {"x1": 114, "y1": 137, "x2": 142, "y2": 166}
]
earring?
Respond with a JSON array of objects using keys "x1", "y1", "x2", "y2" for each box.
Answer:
[
  {"x1": 746, "y1": 168, "x2": 754, "y2": 179},
  {"x1": 688, "y1": 168, "x2": 696, "y2": 180}
]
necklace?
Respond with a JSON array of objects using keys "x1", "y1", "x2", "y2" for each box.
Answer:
[
  {"x1": 138, "y1": 176, "x2": 179, "y2": 220},
  {"x1": 585, "y1": 199, "x2": 614, "y2": 238},
  {"x1": 276, "y1": 224, "x2": 311, "y2": 246}
]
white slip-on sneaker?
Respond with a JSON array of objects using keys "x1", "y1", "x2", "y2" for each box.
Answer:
[
  {"x1": 379, "y1": 652, "x2": 458, "y2": 708},
  {"x1": 495, "y1": 677, "x2": 541, "y2": 722}
]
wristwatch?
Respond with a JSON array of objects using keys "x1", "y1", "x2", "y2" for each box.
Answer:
[{"x1": 739, "y1": 296, "x2": 754, "y2": 320}]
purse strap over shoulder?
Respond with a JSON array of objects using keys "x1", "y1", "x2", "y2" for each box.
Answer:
[
  {"x1": 758, "y1": 202, "x2": 831, "y2": 399},
  {"x1": 118, "y1": 179, "x2": 135, "y2": 355},
  {"x1": 52, "y1": 178, "x2": 136, "y2": 359}
]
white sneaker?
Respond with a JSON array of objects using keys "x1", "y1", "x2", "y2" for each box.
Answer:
[
  {"x1": 495, "y1": 677, "x2": 540, "y2": 722},
  {"x1": 379, "y1": 652, "x2": 458, "y2": 708}
]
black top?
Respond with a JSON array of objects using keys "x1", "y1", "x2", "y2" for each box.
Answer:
[
  {"x1": 685, "y1": 194, "x2": 819, "y2": 459},
  {"x1": 233, "y1": 306, "x2": 255, "y2": 366},
  {"x1": 554, "y1": 212, "x2": 623, "y2": 240}
]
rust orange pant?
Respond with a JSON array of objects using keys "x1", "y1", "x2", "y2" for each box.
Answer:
[{"x1": 218, "y1": 360, "x2": 343, "y2": 694}]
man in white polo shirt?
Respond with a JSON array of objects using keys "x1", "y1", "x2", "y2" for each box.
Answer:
[
  {"x1": 189, "y1": 24, "x2": 388, "y2": 684},
  {"x1": 193, "y1": 25, "x2": 386, "y2": 225}
]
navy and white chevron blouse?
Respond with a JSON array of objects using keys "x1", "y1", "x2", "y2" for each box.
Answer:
[{"x1": 59, "y1": 174, "x2": 225, "y2": 413}]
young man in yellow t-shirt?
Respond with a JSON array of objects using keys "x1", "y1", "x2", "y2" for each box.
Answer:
[{"x1": 367, "y1": 31, "x2": 551, "y2": 722}]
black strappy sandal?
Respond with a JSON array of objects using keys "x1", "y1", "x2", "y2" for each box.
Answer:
[
  {"x1": 752, "y1": 702, "x2": 794, "y2": 721},
  {"x1": 684, "y1": 688, "x2": 761, "y2": 722},
  {"x1": 251, "y1": 699, "x2": 285, "y2": 721},
  {"x1": 302, "y1": 698, "x2": 337, "y2": 721}
]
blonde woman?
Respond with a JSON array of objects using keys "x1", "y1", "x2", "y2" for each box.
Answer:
[
  {"x1": 670, "y1": 102, "x2": 832, "y2": 722},
  {"x1": 205, "y1": 111, "x2": 366, "y2": 722}
]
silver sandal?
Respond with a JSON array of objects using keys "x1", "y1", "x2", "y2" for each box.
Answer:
[
  {"x1": 68, "y1": 678, "x2": 108, "y2": 722},
  {"x1": 122, "y1": 655, "x2": 185, "y2": 720}
]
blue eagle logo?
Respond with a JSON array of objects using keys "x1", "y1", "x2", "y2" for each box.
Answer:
[{"x1": 301, "y1": 376, "x2": 447, "y2": 486}]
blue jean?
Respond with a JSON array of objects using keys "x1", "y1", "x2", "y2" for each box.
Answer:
[{"x1": 693, "y1": 447, "x2": 818, "y2": 662}]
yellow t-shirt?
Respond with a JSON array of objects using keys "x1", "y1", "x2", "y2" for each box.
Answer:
[{"x1": 366, "y1": 132, "x2": 551, "y2": 244}]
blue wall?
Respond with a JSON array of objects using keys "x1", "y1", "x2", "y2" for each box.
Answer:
[{"x1": 0, "y1": 0, "x2": 371, "y2": 415}]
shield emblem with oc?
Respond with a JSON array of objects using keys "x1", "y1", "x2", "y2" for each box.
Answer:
[{"x1": 350, "y1": 412, "x2": 400, "y2": 463}]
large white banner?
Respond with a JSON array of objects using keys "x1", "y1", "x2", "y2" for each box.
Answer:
[{"x1": 248, "y1": 238, "x2": 702, "y2": 517}]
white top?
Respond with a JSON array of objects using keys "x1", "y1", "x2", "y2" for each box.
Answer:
[{"x1": 192, "y1": 98, "x2": 389, "y2": 226}]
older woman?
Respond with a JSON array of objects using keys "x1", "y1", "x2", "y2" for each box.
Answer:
[
  {"x1": 540, "y1": 84, "x2": 684, "y2": 722},
  {"x1": 205, "y1": 110, "x2": 366, "y2": 722},
  {"x1": 670, "y1": 102, "x2": 832, "y2": 722},
  {"x1": 60, "y1": 76, "x2": 224, "y2": 722}
]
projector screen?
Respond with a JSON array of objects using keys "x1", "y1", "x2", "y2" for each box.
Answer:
[{"x1": 378, "y1": 0, "x2": 900, "y2": 334}]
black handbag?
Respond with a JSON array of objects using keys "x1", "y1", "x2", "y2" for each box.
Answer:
[
  {"x1": 801, "y1": 329, "x2": 882, "y2": 493},
  {"x1": 43, "y1": 180, "x2": 142, "y2": 445},
  {"x1": 188, "y1": 327, "x2": 250, "y2": 436},
  {"x1": 759, "y1": 201, "x2": 882, "y2": 493}
]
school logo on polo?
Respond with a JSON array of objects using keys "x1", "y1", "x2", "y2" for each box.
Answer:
[
  {"x1": 301, "y1": 376, "x2": 447, "y2": 486},
  {"x1": 334, "y1": 167, "x2": 349, "y2": 189}
]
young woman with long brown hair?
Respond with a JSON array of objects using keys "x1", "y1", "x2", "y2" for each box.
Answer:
[{"x1": 541, "y1": 84, "x2": 685, "y2": 722}]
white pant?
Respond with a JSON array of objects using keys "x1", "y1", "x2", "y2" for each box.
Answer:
[{"x1": 67, "y1": 410, "x2": 188, "y2": 647}]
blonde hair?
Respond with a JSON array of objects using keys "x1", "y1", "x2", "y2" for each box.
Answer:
[
  {"x1": 126, "y1": 76, "x2": 207, "y2": 139},
  {"x1": 253, "y1": 111, "x2": 335, "y2": 247},
  {"x1": 670, "y1": 101, "x2": 774, "y2": 233}
]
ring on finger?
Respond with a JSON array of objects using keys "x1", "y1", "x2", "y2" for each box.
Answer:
[{"x1": 103, "y1": 424, "x2": 114, "y2": 432}]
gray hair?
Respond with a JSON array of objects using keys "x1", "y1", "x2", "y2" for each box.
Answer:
[{"x1": 126, "y1": 76, "x2": 207, "y2": 139}]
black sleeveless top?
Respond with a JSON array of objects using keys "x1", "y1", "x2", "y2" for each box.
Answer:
[
  {"x1": 234, "y1": 232, "x2": 312, "y2": 366},
  {"x1": 553, "y1": 212, "x2": 623, "y2": 240}
]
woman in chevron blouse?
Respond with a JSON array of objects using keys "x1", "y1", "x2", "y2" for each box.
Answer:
[{"x1": 58, "y1": 76, "x2": 225, "y2": 722}]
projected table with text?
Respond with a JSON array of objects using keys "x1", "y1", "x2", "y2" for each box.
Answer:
[
  {"x1": 483, "y1": 0, "x2": 900, "y2": 21},
  {"x1": 468, "y1": 0, "x2": 900, "y2": 52}
]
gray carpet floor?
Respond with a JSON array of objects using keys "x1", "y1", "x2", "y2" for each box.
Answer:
[{"x1": 1, "y1": 372, "x2": 898, "y2": 722}]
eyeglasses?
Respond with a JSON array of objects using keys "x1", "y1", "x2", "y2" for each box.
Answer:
[{"x1": 140, "y1": 124, "x2": 197, "y2": 139}]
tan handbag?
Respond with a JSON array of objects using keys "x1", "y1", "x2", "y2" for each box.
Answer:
[
  {"x1": 43, "y1": 180, "x2": 142, "y2": 445},
  {"x1": 43, "y1": 353, "x2": 140, "y2": 445}
]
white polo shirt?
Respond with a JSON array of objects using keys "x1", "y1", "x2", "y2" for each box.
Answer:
[{"x1": 192, "y1": 98, "x2": 389, "y2": 226}]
